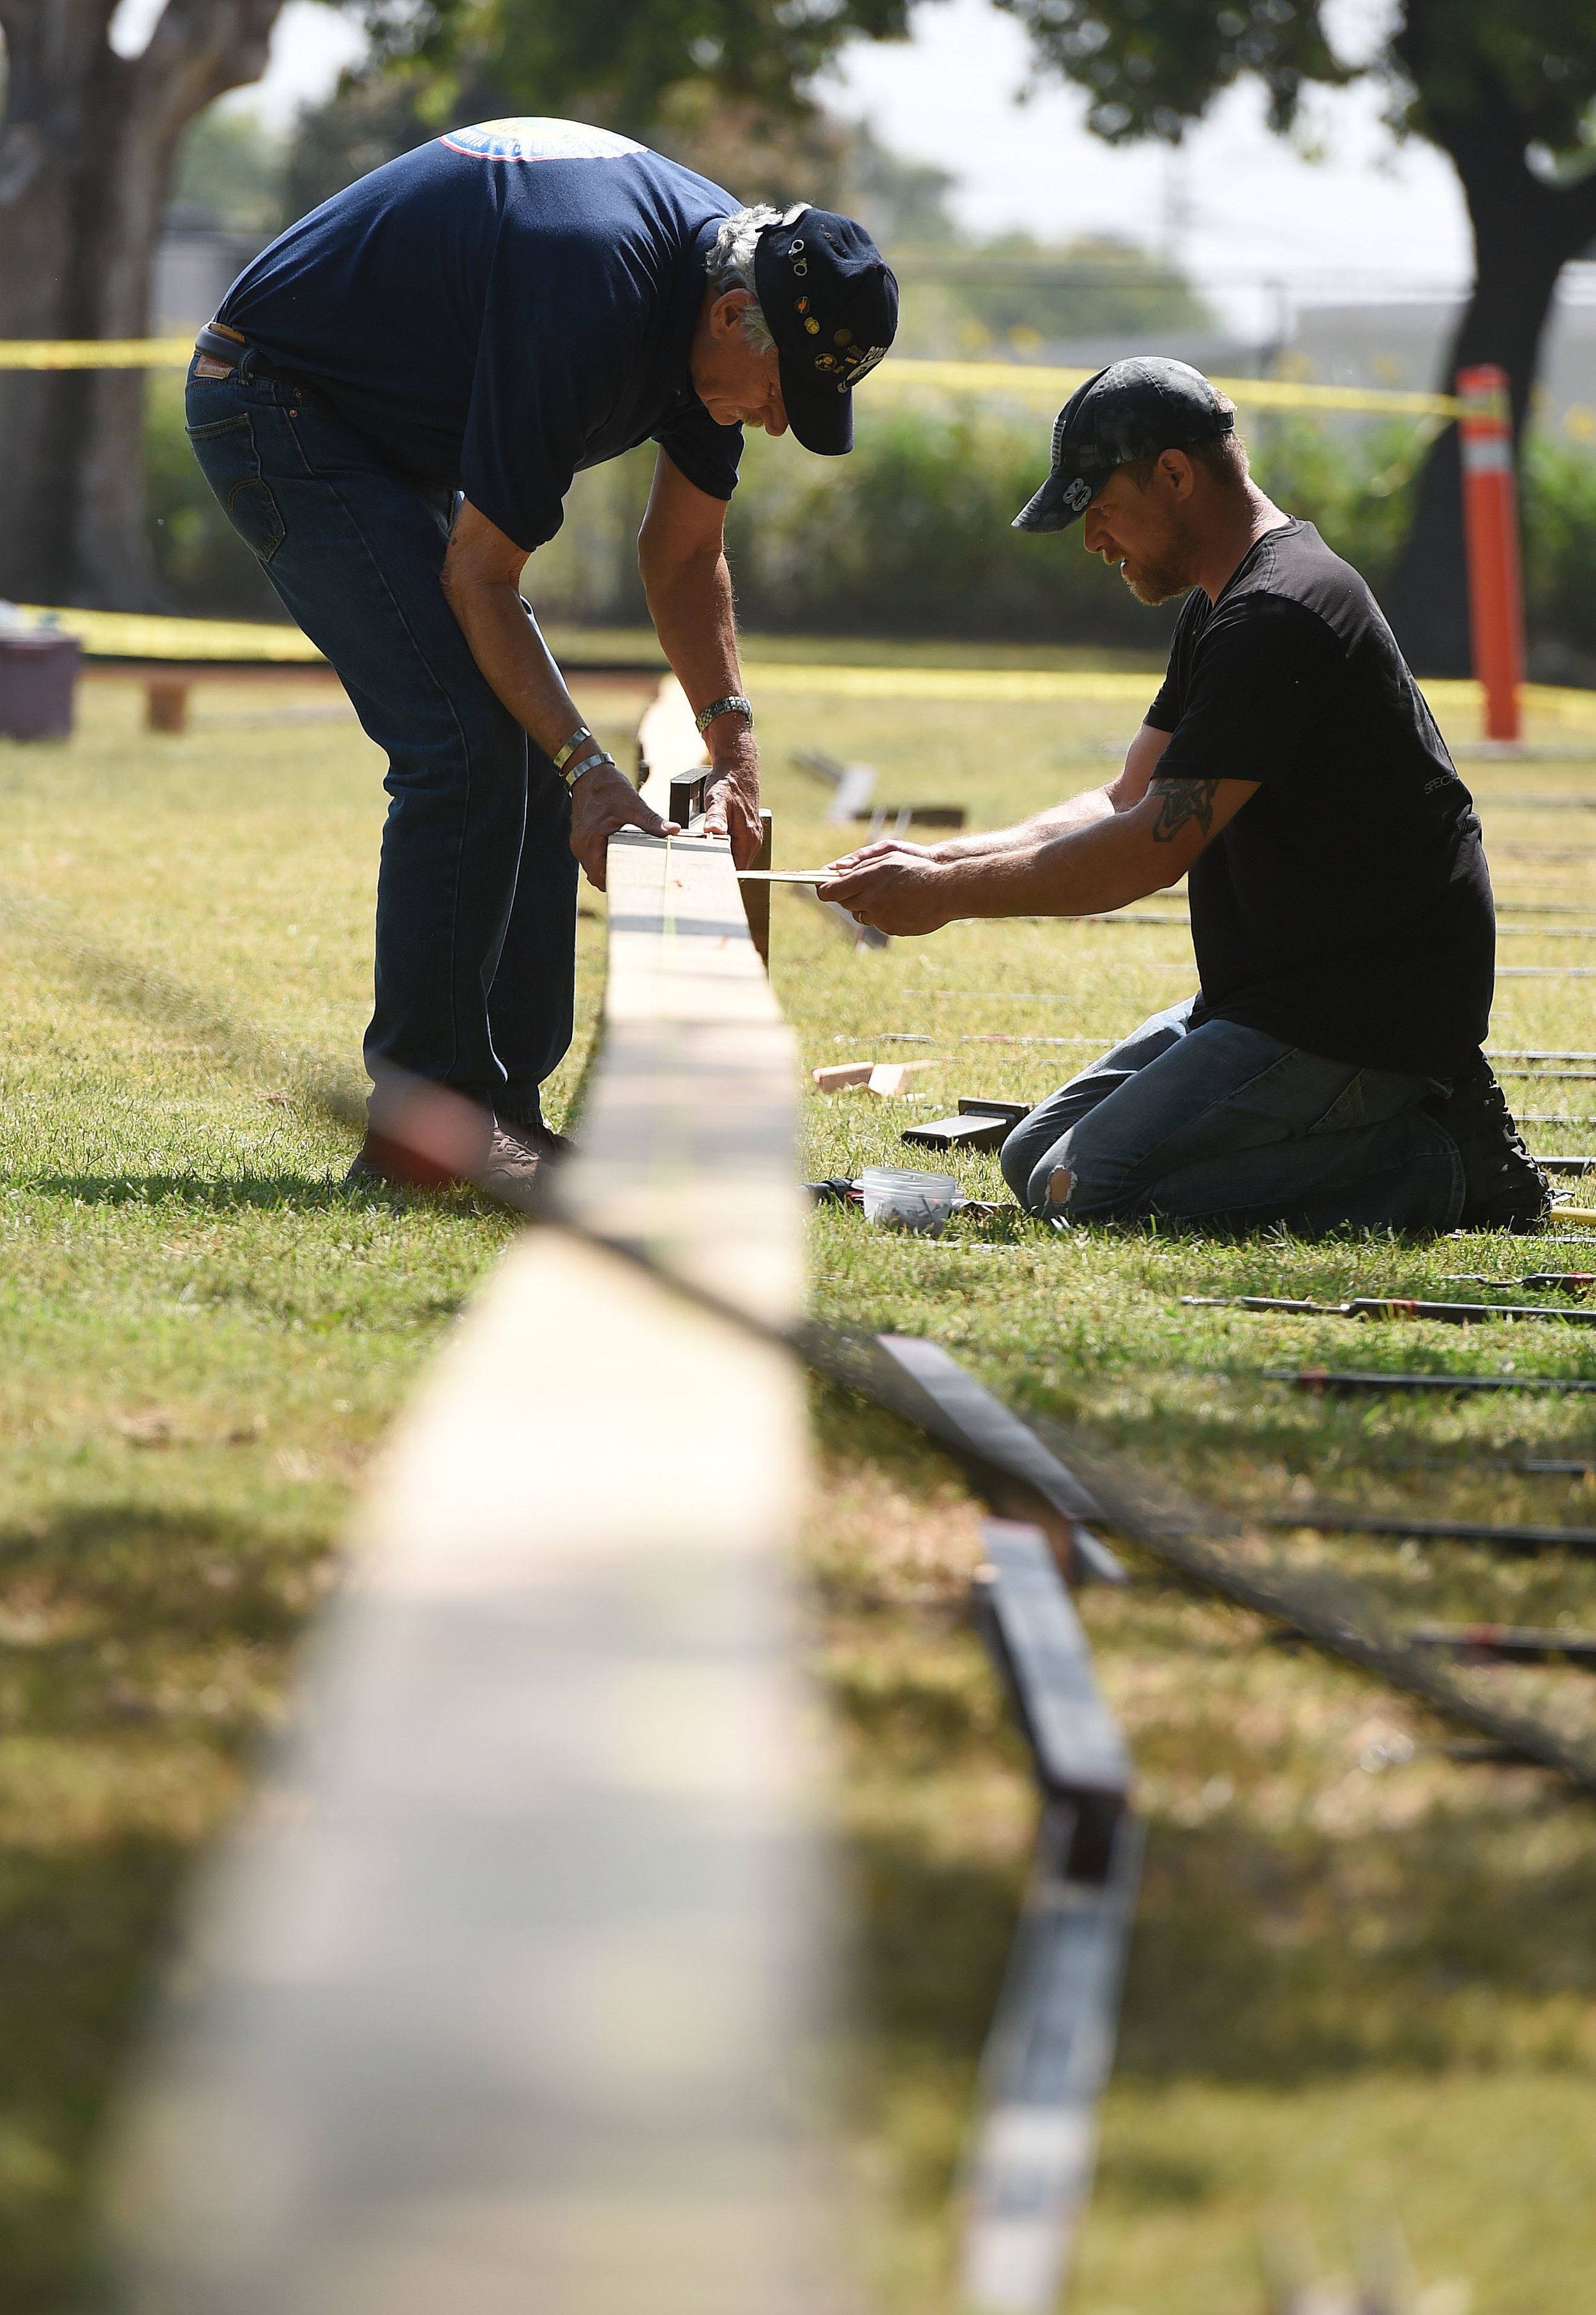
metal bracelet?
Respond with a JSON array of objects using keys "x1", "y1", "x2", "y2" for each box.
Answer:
[
  {"x1": 693, "y1": 693, "x2": 753, "y2": 736},
  {"x1": 562, "y1": 750, "x2": 617, "y2": 790},
  {"x1": 552, "y1": 723, "x2": 595, "y2": 772}
]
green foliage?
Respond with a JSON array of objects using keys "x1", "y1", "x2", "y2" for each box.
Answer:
[
  {"x1": 168, "y1": 103, "x2": 285, "y2": 233},
  {"x1": 1393, "y1": 2, "x2": 1596, "y2": 156},
  {"x1": 142, "y1": 354, "x2": 1596, "y2": 658},
  {"x1": 1523, "y1": 432, "x2": 1596, "y2": 646},
  {"x1": 1240, "y1": 414, "x2": 1426, "y2": 599},
  {"x1": 280, "y1": 69, "x2": 446, "y2": 222},
  {"x1": 725, "y1": 401, "x2": 1161, "y2": 643},
  {"x1": 533, "y1": 402, "x2": 1445, "y2": 644},
  {"x1": 354, "y1": 0, "x2": 915, "y2": 138},
  {"x1": 891, "y1": 234, "x2": 1217, "y2": 360},
  {"x1": 990, "y1": 1, "x2": 1596, "y2": 158},
  {"x1": 991, "y1": 0, "x2": 1347, "y2": 143}
]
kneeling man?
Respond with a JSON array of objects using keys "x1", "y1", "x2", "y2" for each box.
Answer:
[{"x1": 821, "y1": 359, "x2": 1547, "y2": 1236}]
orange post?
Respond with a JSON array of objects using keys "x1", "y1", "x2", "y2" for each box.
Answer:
[{"x1": 1456, "y1": 363, "x2": 1524, "y2": 742}]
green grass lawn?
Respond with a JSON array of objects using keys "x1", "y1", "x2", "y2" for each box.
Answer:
[{"x1": 4, "y1": 668, "x2": 1596, "y2": 2311}]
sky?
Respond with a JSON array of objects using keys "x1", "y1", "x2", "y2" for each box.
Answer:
[{"x1": 174, "y1": 0, "x2": 1483, "y2": 332}]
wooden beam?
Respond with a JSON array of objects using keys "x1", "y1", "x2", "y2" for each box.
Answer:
[{"x1": 108, "y1": 830, "x2": 822, "y2": 2311}]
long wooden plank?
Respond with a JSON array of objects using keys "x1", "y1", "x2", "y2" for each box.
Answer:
[{"x1": 109, "y1": 832, "x2": 820, "y2": 2312}]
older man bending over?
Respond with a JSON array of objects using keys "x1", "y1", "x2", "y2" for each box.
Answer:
[{"x1": 820, "y1": 359, "x2": 1547, "y2": 1237}]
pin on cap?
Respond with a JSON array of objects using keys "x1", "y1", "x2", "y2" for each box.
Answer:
[
  {"x1": 752, "y1": 207, "x2": 899, "y2": 456},
  {"x1": 1013, "y1": 356, "x2": 1236, "y2": 534}
]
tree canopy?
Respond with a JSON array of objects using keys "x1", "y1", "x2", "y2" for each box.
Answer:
[
  {"x1": 991, "y1": 1, "x2": 1596, "y2": 666},
  {"x1": 354, "y1": 0, "x2": 919, "y2": 135}
]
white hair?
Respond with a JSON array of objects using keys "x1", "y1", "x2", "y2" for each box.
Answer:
[{"x1": 705, "y1": 205, "x2": 782, "y2": 354}]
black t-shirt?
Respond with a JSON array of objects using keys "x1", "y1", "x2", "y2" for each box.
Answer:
[
  {"x1": 1144, "y1": 518, "x2": 1494, "y2": 1077},
  {"x1": 218, "y1": 118, "x2": 746, "y2": 551}
]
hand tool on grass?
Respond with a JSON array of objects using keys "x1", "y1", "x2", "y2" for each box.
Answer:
[
  {"x1": 1442, "y1": 1271, "x2": 1596, "y2": 1290},
  {"x1": 902, "y1": 1097, "x2": 1030, "y2": 1152},
  {"x1": 1263, "y1": 1508, "x2": 1596, "y2": 1555},
  {"x1": 1276, "y1": 1367, "x2": 1596, "y2": 1396},
  {"x1": 1408, "y1": 1622, "x2": 1596, "y2": 1665},
  {"x1": 1183, "y1": 1293, "x2": 1596, "y2": 1325}
]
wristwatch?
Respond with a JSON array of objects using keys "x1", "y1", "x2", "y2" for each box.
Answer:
[{"x1": 694, "y1": 693, "x2": 754, "y2": 735}]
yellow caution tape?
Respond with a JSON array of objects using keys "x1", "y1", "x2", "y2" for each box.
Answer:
[
  {"x1": 742, "y1": 662, "x2": 1159, "y2": 704},
  {"x1": 22, "y1": 606, "x2": 1596, "y2": 744},
  {"x1": 0, "y1": 338, "x2": 196, "y2": 370},
  {"x1": 0, "y1": 338, "x2": 1460, "y2": 417},
  {"x1": 21, "y1": 606, "x2": 324, "y2": 661},
  {"x1": 743, "y1": 665, "x2": 1596, "y2": 727},
  {"x1": 873, "y1": 358, "x2": 1462, "y2": 421}
]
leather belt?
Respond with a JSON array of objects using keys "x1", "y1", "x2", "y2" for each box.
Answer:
[{"x1": 193, "y1": 320, "x2": 300, "y2": 386}]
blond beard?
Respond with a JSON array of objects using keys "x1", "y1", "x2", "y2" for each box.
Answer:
[{"x1": 1120, "y1": 550, "x2": 1196, "y2": 607}]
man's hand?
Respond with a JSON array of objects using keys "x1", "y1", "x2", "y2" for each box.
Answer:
[
  {"x1": 818, "y1": 839, "x2": 963, "y2": 937},
  {"x1": 569, "y1": 763, "x2": 677, "y2": 891},
  {"x1": 699, "y1": 750, "x2": 764, "y2": 866}
]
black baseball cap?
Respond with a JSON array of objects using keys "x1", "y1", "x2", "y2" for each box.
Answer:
[
  {"x1": 753, "y1": 207, "x2": 898, "y2": 456},
  {"x1": 1013, "y1": 358, "x2": 1236, "y2": 533}
]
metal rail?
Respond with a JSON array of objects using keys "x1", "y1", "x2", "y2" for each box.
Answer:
[{"x1": 959, "y1": 1520, "x2": 1141, "y2": 2315}]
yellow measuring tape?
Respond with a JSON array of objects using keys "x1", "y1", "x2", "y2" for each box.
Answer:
[{"x1": 0, "y1": 337, "x2": 1461, "y2": 418}]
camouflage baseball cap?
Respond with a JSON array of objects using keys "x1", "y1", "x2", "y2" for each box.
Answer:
[{"x1": 1012, "y1": 357, "x2": 1235, "y2": 533}]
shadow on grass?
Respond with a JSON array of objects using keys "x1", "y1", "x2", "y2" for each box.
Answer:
[
  {"x1": 0, "y1": 1504, "x2": 327, "y2": 1691},
  {"x1": 0, "y1": 1508, "x2": 334, "y2": 2310},
  {"x1": 843, "y1": 1790, "x2": 1596, "y2": 2214},
  {"x1": 0, "y1": 1832, "x2": 190, "y2": 2315},
  {"x1": 14, "y1": 1172, "x2": 491, "y2": 1214}
]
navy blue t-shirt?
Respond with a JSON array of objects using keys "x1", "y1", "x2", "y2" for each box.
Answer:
[
  {"x1": 218, "y1": 117, "x2": 746, "y2": 550},
  {"x1": 1145, "y1": 519, "x2": 1494, "y2": 1078}
]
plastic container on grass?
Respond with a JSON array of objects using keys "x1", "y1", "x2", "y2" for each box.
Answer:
[
  {"x1": 0, "y1": 605, "x2": 79, "y2": 739},
  {"x1": 861, "y1": 1165, "x2": 960, "y2": 1237}
]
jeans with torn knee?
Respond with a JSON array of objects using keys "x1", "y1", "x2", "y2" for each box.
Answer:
[{"x1": 999, "y1": 995, "x2": 1464, "y2": 1236}]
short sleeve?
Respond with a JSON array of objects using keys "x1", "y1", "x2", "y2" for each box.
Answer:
[
  {"x1": 1152, "y1": 592, "x2": 1341, "y2": 786},
  {"x1": 1144, "y1": 589, "x2": 1201, "y2": 731},
  {"x1": 654, "y1": 402, "x2": 744, "y2": 501},
  {"x1": 1145, "y1": 666, "x2": 1180, "y2": 732}
]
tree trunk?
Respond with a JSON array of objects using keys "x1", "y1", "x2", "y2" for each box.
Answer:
[
  {"x1": 1382, "y1": 89, "x2": 1596, "y2": 674},
  {"x1": 0, "y1": 0, "x2": 284, "y2": 608}
]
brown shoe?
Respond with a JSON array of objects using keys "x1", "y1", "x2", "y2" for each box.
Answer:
[
  {"x1": 493, "y1": 1118, "x2": 577, "y2": 1165},
  {"x1": 341, "y1": 1119, "x2": 575, "y2": 1200},
  {"x1": 342, "y1": 1127, "x2": 474, "y2": 1191}
]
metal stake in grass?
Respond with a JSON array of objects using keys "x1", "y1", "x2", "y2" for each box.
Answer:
[{"x1": 1183, "y1": 1293, "x2": 1596, "y2": 1325}]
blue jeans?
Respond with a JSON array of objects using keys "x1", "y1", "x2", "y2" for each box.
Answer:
[
  {"x1": 184, "y1": 355, "x2": 576, "y2": 1122},
  {"x1": 999, "y1": 997, "x2": 1464, "y2": 1235}
]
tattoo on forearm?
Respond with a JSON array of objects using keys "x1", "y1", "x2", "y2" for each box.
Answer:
[{"x1": 1149, "y1": 776, "x2": 1222, "y2": 843}]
